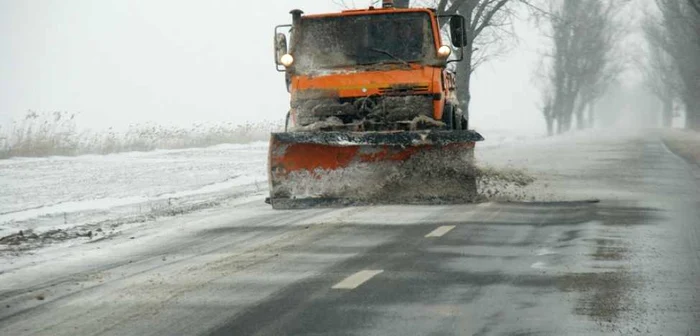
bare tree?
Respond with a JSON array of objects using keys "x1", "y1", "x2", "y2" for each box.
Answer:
[
  {"x1": 654, "y1": 0, "x2": 700, "y2": 130},
  {"x1": 389, "y1": 0, "x2": 517, "y2": 128},
  {"x1": 541, "y1": 0, "x2": 624, "y2": 134},
  {"x1": 541, "y1": 90, "x2": 556, "y2": 135},
  {"x1": 642, "y1": 14, "x2": 683, "y2": 127},
  {"x1": 688, "y1": 0, "x2": 700, "y2": 16},
  {"x1": 437, "y1": 0, "x2": 513, "y2": 126}
]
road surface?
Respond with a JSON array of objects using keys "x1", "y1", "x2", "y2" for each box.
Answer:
[{"x1": 1, "y1": 130, "x2": 699, "y2": 335}]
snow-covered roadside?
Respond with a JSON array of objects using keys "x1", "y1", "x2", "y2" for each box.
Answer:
[
  {"x1": 477, "y1": 128, "x2": 547, "y2": 149},
  {"x1": 661, "y1": 128, "x2": 700, "y2": 166},
  {"x1": 0, "y1": 142, "x2": 269, "y2": 251}
]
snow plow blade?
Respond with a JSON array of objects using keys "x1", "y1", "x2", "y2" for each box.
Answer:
[{"x1": 268, "y1": 130, "x2": 484, "y2": 209}]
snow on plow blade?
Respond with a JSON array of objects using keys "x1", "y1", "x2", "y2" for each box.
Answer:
[{"x1": 268, "y1": 130, "x2": 484, "y2": 209}]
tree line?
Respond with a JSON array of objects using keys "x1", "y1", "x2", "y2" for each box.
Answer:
[
  {"x1": 643, "y1": 0, "x2": 700, "y2": 130},
  {"x1": 539, "y1": 0, "x2": 625, "y2": 135}
]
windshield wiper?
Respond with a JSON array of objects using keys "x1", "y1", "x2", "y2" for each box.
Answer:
[{"x1": 368, "y1": 48, "x2": 411, "y2": 67}]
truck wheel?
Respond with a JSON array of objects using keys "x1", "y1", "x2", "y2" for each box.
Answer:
[
  {"x1": 454, "y1": 110, "x2": 463, "y2": 130},
  {"x1": 442, "y1": 104, "x2": 455, "y2": 130},
  {"x1": 455, "y1": 107, "x2": 469, "y2": 130}
]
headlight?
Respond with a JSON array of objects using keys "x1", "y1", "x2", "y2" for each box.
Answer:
[
  {"x1": 280, "y1": 54, "x2": 294, "y2": 67},
  {"x1": 437, "y1": 46, "x2": 452, "y2": 59}
]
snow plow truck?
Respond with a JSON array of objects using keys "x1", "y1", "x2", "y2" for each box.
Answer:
[{"x1": 268, "y1": 0, "x2": 484, "y2": 209}]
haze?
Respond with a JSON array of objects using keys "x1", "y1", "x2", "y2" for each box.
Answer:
[{"x1": 0, "y1": 0, "x2": 543, "y2": 132}]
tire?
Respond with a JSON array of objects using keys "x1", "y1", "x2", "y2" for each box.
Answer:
[
  {"x1": 442, "y1": 104, "x2": 455, "y2": 130},
  {"x1": 457, "y1": 107, "x2": 469, "y2": 130},
  {"x1": 454, "y1": 110, "x2": 463, "y2": 131}
]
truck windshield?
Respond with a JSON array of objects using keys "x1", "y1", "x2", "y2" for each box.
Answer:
[{"x1": 292, "y1": 12, "x2": 437, "y2": 74}]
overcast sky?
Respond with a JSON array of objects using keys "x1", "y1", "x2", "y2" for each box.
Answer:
[{"x1": 0, "y1": 0, "x2": 546, "y2": 133}]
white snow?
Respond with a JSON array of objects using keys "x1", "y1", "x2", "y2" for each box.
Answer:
[{"x1": 0, "y1": 142, "x2": 268, "y2": 234}]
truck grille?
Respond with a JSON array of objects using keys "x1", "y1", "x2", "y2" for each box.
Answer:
[{"x1": 378, "y1": 84, "x2": 430, "y2": 95}]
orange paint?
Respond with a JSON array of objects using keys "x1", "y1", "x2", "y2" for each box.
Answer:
[
  {"x1": 270, "y1": 140, "x2": 475, "y2": 177},
  {"x1": 271, "y1": 143, "x2": 361, "y2": 172},
  {"x1": 292, "y1": 65, "x2": 437, "y2": 99},
  {"x1": 287, "y1": 7, "x2": 452, "y2": 122},
  {"x1": 269, "y1": 6, "x2": 481, "y2": 207}
]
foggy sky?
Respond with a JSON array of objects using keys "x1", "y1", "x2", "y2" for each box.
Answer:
[{"x1": 0, "y1": 0, "x2": 545, "y2": 132}]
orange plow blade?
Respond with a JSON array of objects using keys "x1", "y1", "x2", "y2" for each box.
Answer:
[{"x1": 267, "y1": 130, "x2": 484, "y2": 209}]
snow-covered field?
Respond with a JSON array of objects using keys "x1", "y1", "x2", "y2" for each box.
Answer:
[{"x1": 0, "y1": 142, "x2": 269, "y2": 249}]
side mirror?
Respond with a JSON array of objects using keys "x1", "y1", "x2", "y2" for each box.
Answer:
[
  {"x1": 449, "y1": 16, "x2": 467, "y2": 48},
  {"x1": 274, "y1": 33, "x2": 288, "y2": 65}
]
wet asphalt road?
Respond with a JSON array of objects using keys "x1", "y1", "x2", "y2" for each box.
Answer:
[{"x1": 0, "y1": 132, "x2": 699, "y2": 335}]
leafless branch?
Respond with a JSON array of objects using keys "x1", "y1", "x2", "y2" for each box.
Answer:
[{"x1": 688, "y1": 0, "x2": 700, "y2": 16}]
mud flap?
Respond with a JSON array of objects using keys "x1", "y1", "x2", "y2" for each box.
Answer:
[{"x1": 268, "y1": 130, "x2": 484, "y2": 209}]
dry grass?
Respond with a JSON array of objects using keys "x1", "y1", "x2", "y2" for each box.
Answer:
[
  {"x1": 0, "y1": 111, "x2": 282, "y2": 160},
  {"x1": 661, "y1": 129, "x2": 700, "y2": 165}
]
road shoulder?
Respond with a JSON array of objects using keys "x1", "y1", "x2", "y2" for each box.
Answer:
[{"x1": 661, "y1": 129, "x2": 700, "y2": 166}]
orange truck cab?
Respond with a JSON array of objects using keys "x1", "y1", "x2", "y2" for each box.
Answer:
[{"x1": 273, "y1": 0, "x2": 470, "y2": 132}]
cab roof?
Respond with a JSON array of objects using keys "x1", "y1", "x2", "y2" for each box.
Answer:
[{"x1": 303, "y1": 7, "x2": 436, "y2": 20}]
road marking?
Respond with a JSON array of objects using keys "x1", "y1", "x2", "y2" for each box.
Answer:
[
  {"x1": 425, "y1": 225, "x2": 456, "y2": 238},
  {"x1": 332, "y1": 270, "x2": 384, "y2": 290}
]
